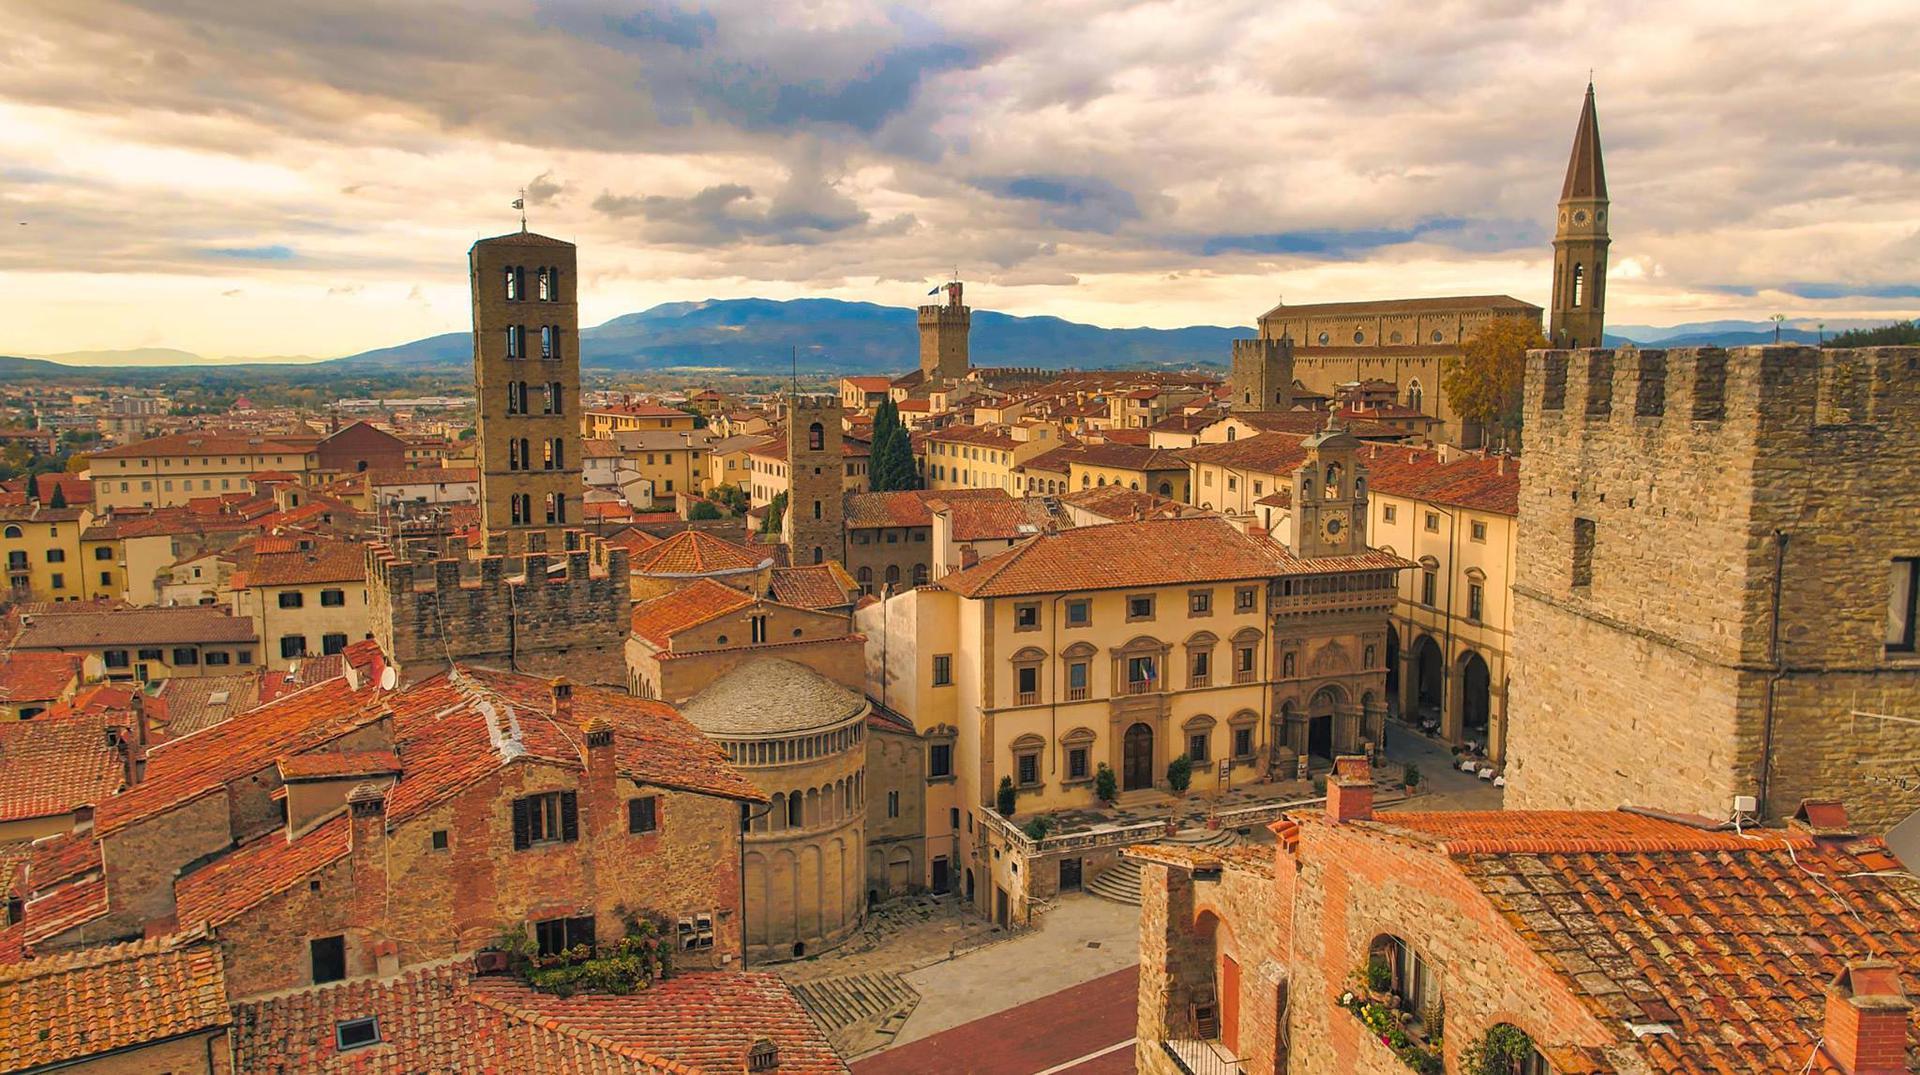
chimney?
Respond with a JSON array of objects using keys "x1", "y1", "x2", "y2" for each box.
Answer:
[
  {"x1": 582, "y1": 715, "x2": 618, "y2": 839},
  {"x1": 1325, "y1": 755, "x2": 1374, "y2": 823},
  {"x1": 346, "y1": 783, "x2": 389, "y2": 938},
  {"x1": 551, "y1": 676, "x2": 573, "y2": 720},
  {"x1": 959, "y1": 546, "x2": 979, "y2": 569},
  {"x1": 1825, "y1": 961, "x2": 1911, "y2": 1075}
]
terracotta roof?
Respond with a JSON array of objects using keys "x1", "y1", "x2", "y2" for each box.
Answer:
[
  {"x1": 473, "y1": 229, "x2": 573, "y2": 248},
  {"x1": 88, "y1": 430, "x2": 311, "y2": 459},
  {"x1": 1229, "y1": 410, "x2": 1402, "y2": 438},
  {"x1": 1066, "y1": 443, "x2": 1187, "y2": 471},
  {"x1": 843, "y1": 488, "x2": 1008, "y2": 529},
  {"x1": 602, "y1": 527, "x2": 664, "y2": 555},
  {"x1": 235, "y1": 959, "x2": 844, "y2": 1074},
  {"x1": 630, "y1": 579, "x2": 757, "y2": 648},
  {"x1": 630, "y1": 530, "x2": 769, "y2": 577},
  {"x1": 0, "y1": 503, "x2": 84, "y2": 523},
  {"x1": 1258, "y1": 294, "x2": 1541, "y2": 321},
  {"x1": 769, "y1": 563, "x2": 856, "y2": 609},
  {"x1": 0, "y1": 933, "x2": 228, "y2": 1069},
  {"x1": 1014, "y1": 445, "x2": 1081, "y2": 475},
  {"x1": 174, "y1": 812, "x2": 352, "y2": 928},
  {"x1": 15, "y1": 606, "x2": 257, "y2": 649},
  {"x1": 95, "y1": 677, "x2": 383, "y2": 835},
  {"x1": 1366, "y1": 809, "x2": 1920, "y2": 1074},
  {"x1": 1182, "y1": 434, "x2": 1520, "y2": 516},
  {"x1": 841, "y1": 376, "x2": 892, "y2": 391},
  {"x1": 1059, "y1": 486, "x2": 1204, "y2": 522},
  {"x1": 277, "y1": 749, "x2": 402, "y2": 780},
  {"x1": 938, "y1": 516, "x2": 1291, "y2": 597},
  {"x1": 931, "y1": 496, "x2": 1061, "y2": 541},
  {"x1": 924, "y1": 424, "x2": 1018, "y2": 450},
  {"x1": 236, "y1": 541, "x2": 367, "y2": 587},
  {"x1": 0, "y1": 709, "x2": 126, "y2": 824},
  {"x1": 0, "y1": 651, "x2": 81, "y2": 704},
  {"x1": 152, "y1": 673, "x2": 265, "y2": 737}
]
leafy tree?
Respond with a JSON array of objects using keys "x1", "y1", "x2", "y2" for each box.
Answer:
[
  {"x1": 1826, "y1": 319, "x2": 1920, "y2": 347},
  {"x1": 1094, "y1": 763, "x2": 1118, "y2": 803},
  {"x1": 760, "y1": 492, "x2": 787, "y2": 535},
  {"x1": 709, "y1": 483, "x2": 750, "y2": 514},
  {"x1": 1441, "y1": 316, "x2": 1546, "y2": 450},
  {"x1": 686, "y1": 500, "x2": 722, "y2": 521},
  {"x1": 996, "y1": 775, "x2": 1017, "y2": 817},
  {"x1": 457, "y1": 427, "x2": 477, "y2": 441}
]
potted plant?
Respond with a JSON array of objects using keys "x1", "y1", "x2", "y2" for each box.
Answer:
[
  {"x1": 1094, "y1": 763, "x2": 1118, "y2": 804},
  {"x1": 1364, "y1": 955, "x2": 1394, "y2": 1004},
  {"x1": 1166, "y1": 754, "x2": 1193, "y2": 796},
  {"x1": 996, "y1": 776, "x2": 1016, "y2": 817},
  {"x1": 1463, "y1": 1024, "x2": 1536, "y2": 1075},
  {"x1": 1402, "y1": 762, "x2": 1421, "y2": 792}
]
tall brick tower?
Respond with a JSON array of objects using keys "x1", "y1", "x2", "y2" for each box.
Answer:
[
  {"x1": 918, "y1": 281, "x2": 970, "y2": 382},
  {"x1": 1288, "y1": 412, "x2": 1369, "y2": 560},
  {"x1": 1549, "y1": 84, "x2": 1609, "y2": 348},
  {"x1": 470, "y1": 231, "x2": 582, "y2": 554},
  {"x1": 1504, "y1": 345, "x2": 1920, "y2": 830},
  {"x1": 1229, "y1": 337, "x2": 1294, "y2": 413},
  {"x1": 784, "y1": 395, "x2": 845, "y2": 566}
]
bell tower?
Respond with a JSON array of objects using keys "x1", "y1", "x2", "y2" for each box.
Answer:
[
  {"x1": 1550, "y1": 83, "x2": 1610, "y2": 349},
  {"x1": 1289, "y1": 411, "x2": 1369, "y2": 560}
]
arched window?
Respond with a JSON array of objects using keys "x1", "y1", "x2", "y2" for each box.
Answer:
[
  {"x1": 537, "y1": 267, "x2": 553, "y2": 302},
  {"x1": 1571, "y1": 263, "x2": 1585, "y2": 308},
  {"x1": 1158, "y1": 481, "x2": 1172, "y2": 496},
  {"x1": 912, "y1": 563, "x2": 929, "y2": 586},
  {"x1": 550, "y1": 439, "x2": 564, "y2": 469},
  {"x1": 1, "y1": 526, "x2": 17, "y2": 539},
  {"x1": 1323, "y1": 463, "x2": 1342, "y2": 498},
  {"x1": 812, "y1": 499, "x2": 822, "y2": 520},
  {"x1": 857, "y1": 566, "x2": 873, "y2": 592},
  {"x1": 808, "y1": 422, "x2": 824, "y2": 451},
  {"x1": 504, "y1": 266, "x2": 522, "y2": 301},
  {"x1": 885, "y1": 565, "x2": 900, "y2": 587},
  {"x1": 812, "y1": 546, "x2": 823, "y2": 564},
  {"x1": 787, "y1": 791, "x2": 803, "y2": 828},
  {"x1": 508, "y1": 439, "x2": 521, "y2": 470},
  {"x1": 1227, "y1": 427, "x2": 1236, "y2": 441},
  {"x1": 1406, "y1": 380, "x2": 1424, "y2": 412}
]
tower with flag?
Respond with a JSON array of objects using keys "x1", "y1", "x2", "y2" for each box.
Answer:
[{"x1": 917, "y1": 277, "x2": 970, "y2": 382}]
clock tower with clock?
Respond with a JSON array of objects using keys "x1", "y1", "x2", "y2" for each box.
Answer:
[
  {"x1": 1289, "y1": 409, "x2": 1369, "y2": 560},
  {"x1": 1550, "y1": 82, "x2": 1609, "y2": 348}
]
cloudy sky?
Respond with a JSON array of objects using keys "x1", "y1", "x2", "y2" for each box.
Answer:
[{"x1": 3, "y1": 0, "x2": 1917, "y2": 361}]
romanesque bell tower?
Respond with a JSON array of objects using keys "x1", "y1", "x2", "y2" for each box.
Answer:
[
  {"x1": 784, "y1": 395, "x2": 845, "y2": 566},
  {"x1": 918, "y1": 281, "x2": 970, "y2": 381},
  {"x1": 1289, "y1": 412, "x2": 1369, "y2": 560},
  {"x1": 1549, "y1": 83, "x2": 1609, "y2": 349},
  {"x1": 470, "y1": 231, "x2": 583, "y2": 554}
]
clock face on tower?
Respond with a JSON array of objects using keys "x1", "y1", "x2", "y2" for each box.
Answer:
[{"x1": 1322, "y1": 515, "x2": 1347, "y2": 544}]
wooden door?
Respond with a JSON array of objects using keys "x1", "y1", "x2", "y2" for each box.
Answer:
[
  {"x1": 1123, "y1": 722, "x2": 1154, "y2": 790},
  {"x1": 1220, "y1": 952, "x2": 1241, "y2": 1052}
]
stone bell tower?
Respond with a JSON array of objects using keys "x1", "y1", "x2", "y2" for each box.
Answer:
[
  {"x1": 784, "y1": 395, "x2": 845, "y2": 566},
  {"x1": 918, "y1": 281, "x2": 970, "y2": 382},
  {"x1": 1289, "y1": 411, "x2": 1369, "y2": 560},
  {"x1": 1549, "y1": 83, "x2": 1610, "y2": 349}
]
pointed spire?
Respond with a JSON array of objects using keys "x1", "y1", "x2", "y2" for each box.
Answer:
[{"x1": 1560, "y1": 82, "x2": 1608, "y2": 202}]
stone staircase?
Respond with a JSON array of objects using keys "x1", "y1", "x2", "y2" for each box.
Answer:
[
  {"x1": 788, "y1": 971, "x2": 920, "y2": 1056},
  {"x1": 1085, "y1": 826, "x2": 1239, "y2": 905}
]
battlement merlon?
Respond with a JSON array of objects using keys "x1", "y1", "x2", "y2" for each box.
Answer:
[{"x1": 1523, "y1": 345, "x2": 1920, "y2": 432}]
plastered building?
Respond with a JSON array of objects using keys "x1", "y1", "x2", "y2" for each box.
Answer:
[{"x1": 1504, "y1": 345, "x2": 1920, "y2": 831}]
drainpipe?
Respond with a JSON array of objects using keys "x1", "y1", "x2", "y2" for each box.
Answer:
[{"x1": 1757, "y1": 529, "x2": 1788, "y2": 819}]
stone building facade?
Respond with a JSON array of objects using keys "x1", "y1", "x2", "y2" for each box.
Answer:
[
  {"x1": 918, "y1": 281, "x2": 970, "y2": 382},
  {"x1": 1228, "y1": 337, "x2": 1294, "y2": 414},
  {"x1": 1505, "y1": 345, "x2": 1920, "y2": 831},
  {"x1": 682, "y1": 658, "x2": 869, "y2": 963},
  {"x1": 367, "y1": 532, "x2": 630, "y2": 689},
  {"x1": 783, "y1": 395, "x2": 847, "y2": 567},
  {"x1": 469, "y1": 231, "x2": 582, "y2": 554}
]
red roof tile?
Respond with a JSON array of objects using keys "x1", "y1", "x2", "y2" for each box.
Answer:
[
  {"x1": 89, "y1": 430, "x2": 312, "y2": 459},
  {"x1": 769, "y1": 563, "x2": 856, "y2": 609},
  {"x1": 630, "y1": 579, "x2": 756, "y2": 648},
  {"x1": 235, "y1": 541, "x2": 368, "y2": 587},
  {"x1": 0, "y1": 709, "x2": 126, "y2": 824},
  {"x1": 174, "y1": 813, "x2": 351, "y2": 929},
  {"x1": 0, "y1": 933, "x2": 227, "y2": 1069},
  {"x1": 0, "y1": 651, "x2": 80, "y2": 704},
  {"x1": 937, "y1": 515, "x2": 1332, "y2": 598},
  {"x1": 931, "y1": 496, "x2": 1061, "y2": 541},
  {"x1": 630, "y1": 530, "x2": 768, "y2": 577},
  {"x1": 277, "y1": 749, "x2": 402, "y2": 780},
  {"x1": 843, "y1": 488, "x2": 1009, "y2": 529}
]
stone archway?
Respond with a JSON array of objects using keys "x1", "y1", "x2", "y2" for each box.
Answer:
[
  {"x1": 1458, "y1": 650, "x2": 1491, "y2": 745},
  {"x1": 1413, "y1": 635, "x2": 1444, "y2": 723},
  {"x1": 1307, "y1": 686, "x2": 1341, "y2": 761}
]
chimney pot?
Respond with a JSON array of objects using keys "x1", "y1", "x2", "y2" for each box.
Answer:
[
  {"x1": 1826, "y1": 960, "x2": 1912, "y2": 1075},
  {"x1": 1325, "y1": 755, "x2": 1374, "y2": 823}
]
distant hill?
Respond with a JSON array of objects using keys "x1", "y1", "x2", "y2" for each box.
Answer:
[
  {"x1": 328, "y1": 298, "x2": 1253, "y2": 373},
  {"x1": 1604, "y1": 318, "x2": 1904, "y2": 348}
]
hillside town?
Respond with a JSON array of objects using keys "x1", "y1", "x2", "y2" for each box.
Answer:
[{"x1": 3, "y1": 10, "x2": 1920, "y2": 1075}]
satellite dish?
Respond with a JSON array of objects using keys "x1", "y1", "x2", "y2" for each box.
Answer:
[{"x1": 379, "y1": 665, "x2": 398, "y2": 691}]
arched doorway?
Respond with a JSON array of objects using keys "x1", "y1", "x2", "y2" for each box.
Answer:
[
  {"x1": 1384, "y1": 624, "x2": 1400, "y2": 709},
  {"x1": 1307, "y1": 686, "x2": 1340, "y2": 761},
  {"x1": 1459, "y1": 651, "x2": 1491, "y2": 744},
  {"x1": 1193, "y1": 910, "x2": 1241, "y2": 1054},
  {"x1": 1413, "y1": 636, "x2": 1444, "y2": 723},
  {"x1": 1123, "y1": 722, "x2": 1155, "y2": 791}
]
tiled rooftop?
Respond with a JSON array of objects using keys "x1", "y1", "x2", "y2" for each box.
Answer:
[
  {"x1": 0, "y1": 933, "x2": 228, "y2": 1070},
  {"x1": 769, "y1": 563, "x2": 857, "y2": 609},
  {"x1": 843, "y1": 487, "x2": 1008, "y2": 529},
  {"x1": 13, "y1": 605, "x2": 258, "y2": 649},
  {"x1": 235, "y1": 540, "x2": 368, "y2": 587},
  {"x1": 0, "y1": 709, "x2": 127, "y2": 824},
  {"x1": 0, "y1": 651, "x2": 81, "y2": 704},
  {"x1": 937, "y1": 515, "x2": 1292, "y2": 597},
  {"x1": 630, "y1": 530, "x2": 769, "y2": 577},
  {"x1": 630, "y1": 578, "x2": 756, "y2": 648}
]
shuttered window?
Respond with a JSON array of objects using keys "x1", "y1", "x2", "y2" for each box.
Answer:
[{"x1": 511, "y1": 791, "x2": 578, "y2": 849}]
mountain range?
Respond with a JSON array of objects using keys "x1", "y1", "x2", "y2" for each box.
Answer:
[{"x1": 8, "y1": 302, "x2": 1909, "y2": 377}]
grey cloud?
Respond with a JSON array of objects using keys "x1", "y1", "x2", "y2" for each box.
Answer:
[{"x1": 526, "y1": 171, "x2": 567, "y2": 206}]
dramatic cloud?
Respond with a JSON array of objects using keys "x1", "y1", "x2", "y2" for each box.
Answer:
[{"x1": 0, "y1": 0, "x2": 1915, "y2": 359}]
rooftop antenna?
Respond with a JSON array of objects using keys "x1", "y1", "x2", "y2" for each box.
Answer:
[{"x1": 512, "y1": 189, "x2": 527, "y2": 233}]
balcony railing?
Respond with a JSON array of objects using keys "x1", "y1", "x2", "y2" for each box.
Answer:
[
  {"x1": 1065, "y1": 685, "x2": 1089, "y2": 701},
  {"x1": 1188, "y1": 674, "x2": 1210, "y2": 689},
  {"x1": 1232, "y1": 668, "x2": 1257, "y2": 685},
  {"x1": 1125, "y1": 677, "x2": 1159, "y2": 695},
  {"x1": 1015, "y1": 691, "x2": 1039, "y2": 706},
  {"x1": 1162, "y1": 1039, "x2": 1245, "y2": 1075}
]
